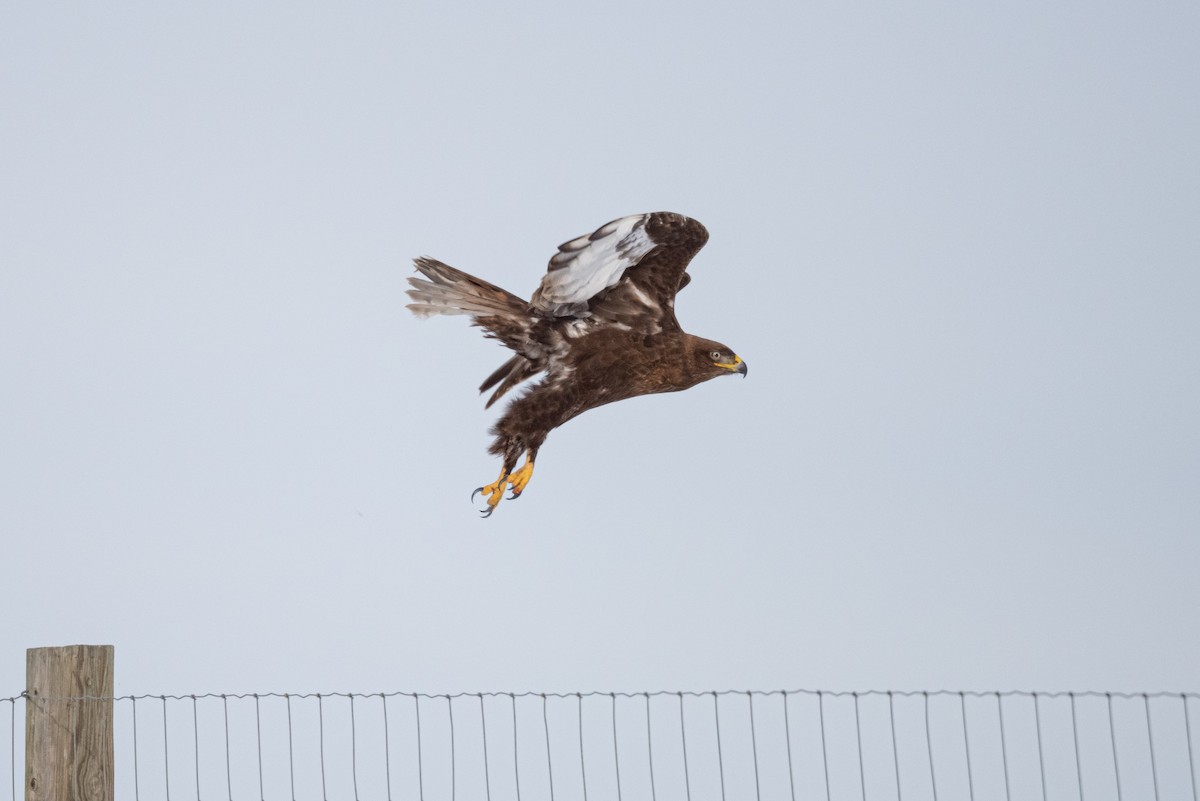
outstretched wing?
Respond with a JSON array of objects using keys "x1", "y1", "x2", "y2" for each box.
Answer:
[{"x1": 530, "y1": 212, "x2": 709, "y2": 333}]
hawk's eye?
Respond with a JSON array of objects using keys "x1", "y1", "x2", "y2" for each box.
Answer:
[{"x1": 710, "y1": 350, "x2": 722, "y2": 361}]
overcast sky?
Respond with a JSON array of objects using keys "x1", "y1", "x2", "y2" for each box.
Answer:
[{"x1": 2, "y1": 0, "x2": 1198, "y2": 720}]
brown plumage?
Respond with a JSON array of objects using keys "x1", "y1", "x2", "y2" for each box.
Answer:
[{"x1": 406, "y1": 212, "x2": 746, "y2": 516}]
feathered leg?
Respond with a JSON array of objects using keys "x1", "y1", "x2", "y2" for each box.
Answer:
[{"x1": 473, "y1": 383, "x2": 561, "y2": 516}]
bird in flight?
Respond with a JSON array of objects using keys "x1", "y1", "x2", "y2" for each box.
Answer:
[{"x1": 406, "y1": 212, "x2": 746, "y2": 516}]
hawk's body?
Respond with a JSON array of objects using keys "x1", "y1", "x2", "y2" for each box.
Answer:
[{"x1": 407, "y1": 212, "x2": 746, "y2": 515}]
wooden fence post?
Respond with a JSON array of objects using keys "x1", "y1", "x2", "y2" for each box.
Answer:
[{"x1": 25, "y1": 645, "x2": 114, "y2": 801}]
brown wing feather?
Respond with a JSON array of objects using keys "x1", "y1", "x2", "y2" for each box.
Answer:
[
  {"x1": 589, "y1": 212, "x2": 709, "y2": 333},
  {"x1": 478, "y1": 354, "x2": 539, "y2": 408}
]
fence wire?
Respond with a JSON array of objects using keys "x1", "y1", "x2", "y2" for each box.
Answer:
[{"x1": 5, "y1": 690, "x2": 1199, "y2": 801}]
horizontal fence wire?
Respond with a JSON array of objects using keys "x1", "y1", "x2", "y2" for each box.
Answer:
[{"x1": 5, "y1": 690, "x2": 1199, "y2": 801}]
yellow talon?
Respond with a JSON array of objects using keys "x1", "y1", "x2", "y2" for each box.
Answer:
[
  {"x1": 472, "y1": 470, "x2": 508, "y2": 518},
  {"x1": 507, "y1": 459, "x2": 535, "y2": 499},
  {"x1": 472, "y1": 453, "x2": 537, "y2": 516}
]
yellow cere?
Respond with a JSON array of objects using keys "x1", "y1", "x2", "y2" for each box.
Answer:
[{"x1": 715, "y1": 355, "x2": 743, "y2": 371}]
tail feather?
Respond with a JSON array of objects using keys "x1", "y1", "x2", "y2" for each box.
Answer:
[
  {"x1": 406, "y1": 257, "x2": 527, "y2": 319},
  {"x1": 408, "y1": 257, "x2": 542, "y2": 406}
]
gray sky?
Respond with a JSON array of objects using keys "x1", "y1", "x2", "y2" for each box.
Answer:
[{"x1": 2, "y1": 0, "x2": 1198, "y2": 712}]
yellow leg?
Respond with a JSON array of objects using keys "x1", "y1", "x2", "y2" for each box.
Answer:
[
  {"x1": 471, "y1": 451, "x2": 537, "y2": 516},
  {"x1": 507, "y1": 454, "x2": 535, "y2": 499}
]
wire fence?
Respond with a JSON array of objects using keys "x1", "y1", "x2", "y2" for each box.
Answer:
[{"x1": 6, "y1": 689, "x2": 1199, "y2": 801}]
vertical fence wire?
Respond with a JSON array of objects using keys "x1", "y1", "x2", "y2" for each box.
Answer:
[
  {"x1": 610, "y1": 694, "x2": 621, "y2": 801},
  {"x1": 223, "y1": 695, "x2": 233, "y2": 801},
  {"x1": 8, "y1": 698, "x2": 13, "y2": 801},
  {"x1": 286, "y1": 694, "x2": 296, "y2": 801},
  {"x1": 1145, "y1": 694, "x2": 1160, "y2": 801},
  {"x1": 543, "y1": 695, "x2": 555, "y2": 801},
  {"x1": 1034, "y1": 693, "x2": 1048, "y2": 801},
  {"x1": 1108, "y1": 693, "x2": 1123, "y2": 801},
  {"x1": 191, "y1": 696, "x2": 200, "y2": 801},
  {"x1": 853, "y1": 692, "x2": 866, "y2": 801},
  {"x1": 749, "y1": 692, "x2": 762, "y2": 801},
  {"x1": 256, "y1": 694, "x2": 266, "y2": 801},
  {"x1": 578, "y1": 694, "x2": 589, "y2": 801},
  {"x1": 132, "y1": 696, "x2": 141, "y2": 801},
  {"x1": 714, "y1": 691, "x2": 728, "y2": 801},
  {"x1": 1185, "y1": 694, "x2": 1198, "y2": 801},
  {"x1": 511, "y1": 694, "x2": 521, "y2": 801},
  {"x1": 819, "y1": 691, "x2": 832, "y2": 801},
  {"x1": 415, "y1": 695, "x2": 424, "y2": 801},
  {"x1": 924, "y1": 692, "x2": 938, "y2": 801},
  {"x1": 961, "y1": 692, "x2": 976, "y2": 801},
  {"x1": 783, "y1": 692, "x2": 797, "y2": 801},
  {"x1": 318, "y1": 694, "x2": 328, "y2": 801},
  {"x1": 678, "y1": 693, "x2": 691, "y2": 801},
  {"x1": 888, "y1": 692, "x2": 902, "y2": 801},
  {"x1": 449, "y1": 695, "x2": 456, "y2": 801},
  {"x1": 350, "y1": 694, "x2": 360, "y2": 801},
  {"x1": 1071, "y1": 692, "x2": 1085, "y2": 801},
  {"x1": 998, "y1": 692, "x2": 1012, "y2": 801},
  {"x1": 644, "y1": 693, "x2": 654, "y2": 801},
  {"x1": 161, "y1": 696, "x2": 170, "y2": 801},
  {"x1": 382, "y1": 694, "x2": 392, "y2": 801},
  {"x1": 479, "y1": 695, "x2": 491, "y2": 801}
]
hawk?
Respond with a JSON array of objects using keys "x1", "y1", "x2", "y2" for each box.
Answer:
[{"x1": 406, "y1": 212, "x2": 746, "y2": 516}]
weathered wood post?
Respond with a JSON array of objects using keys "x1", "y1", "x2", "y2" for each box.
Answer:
[{"x1": 25, "y1": 645, "x2": 114, "y2": 801}]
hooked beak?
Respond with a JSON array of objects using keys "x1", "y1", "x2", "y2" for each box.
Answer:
[{"x1": 716, "y1": 355, "x2": 748, "y2": 377}]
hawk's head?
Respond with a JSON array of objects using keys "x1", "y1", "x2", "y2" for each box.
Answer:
[{"x1": 690, "y1": 337, "x2": 748, "y2": 380}]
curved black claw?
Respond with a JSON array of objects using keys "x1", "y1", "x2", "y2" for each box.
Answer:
[
  {"x1": 480, "y1": 505, "x2": 495, "y2": 518},
  {"x1": 471, "y1": 487, "x2": 484, "y2": 503},
  {"x1": 507, "y1": 490, "x2": 522, "y2": 500}
]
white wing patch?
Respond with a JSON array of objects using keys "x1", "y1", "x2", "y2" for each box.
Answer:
[{"x1": 532, "y1": 214, "x2": 656, "y2": 316}]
